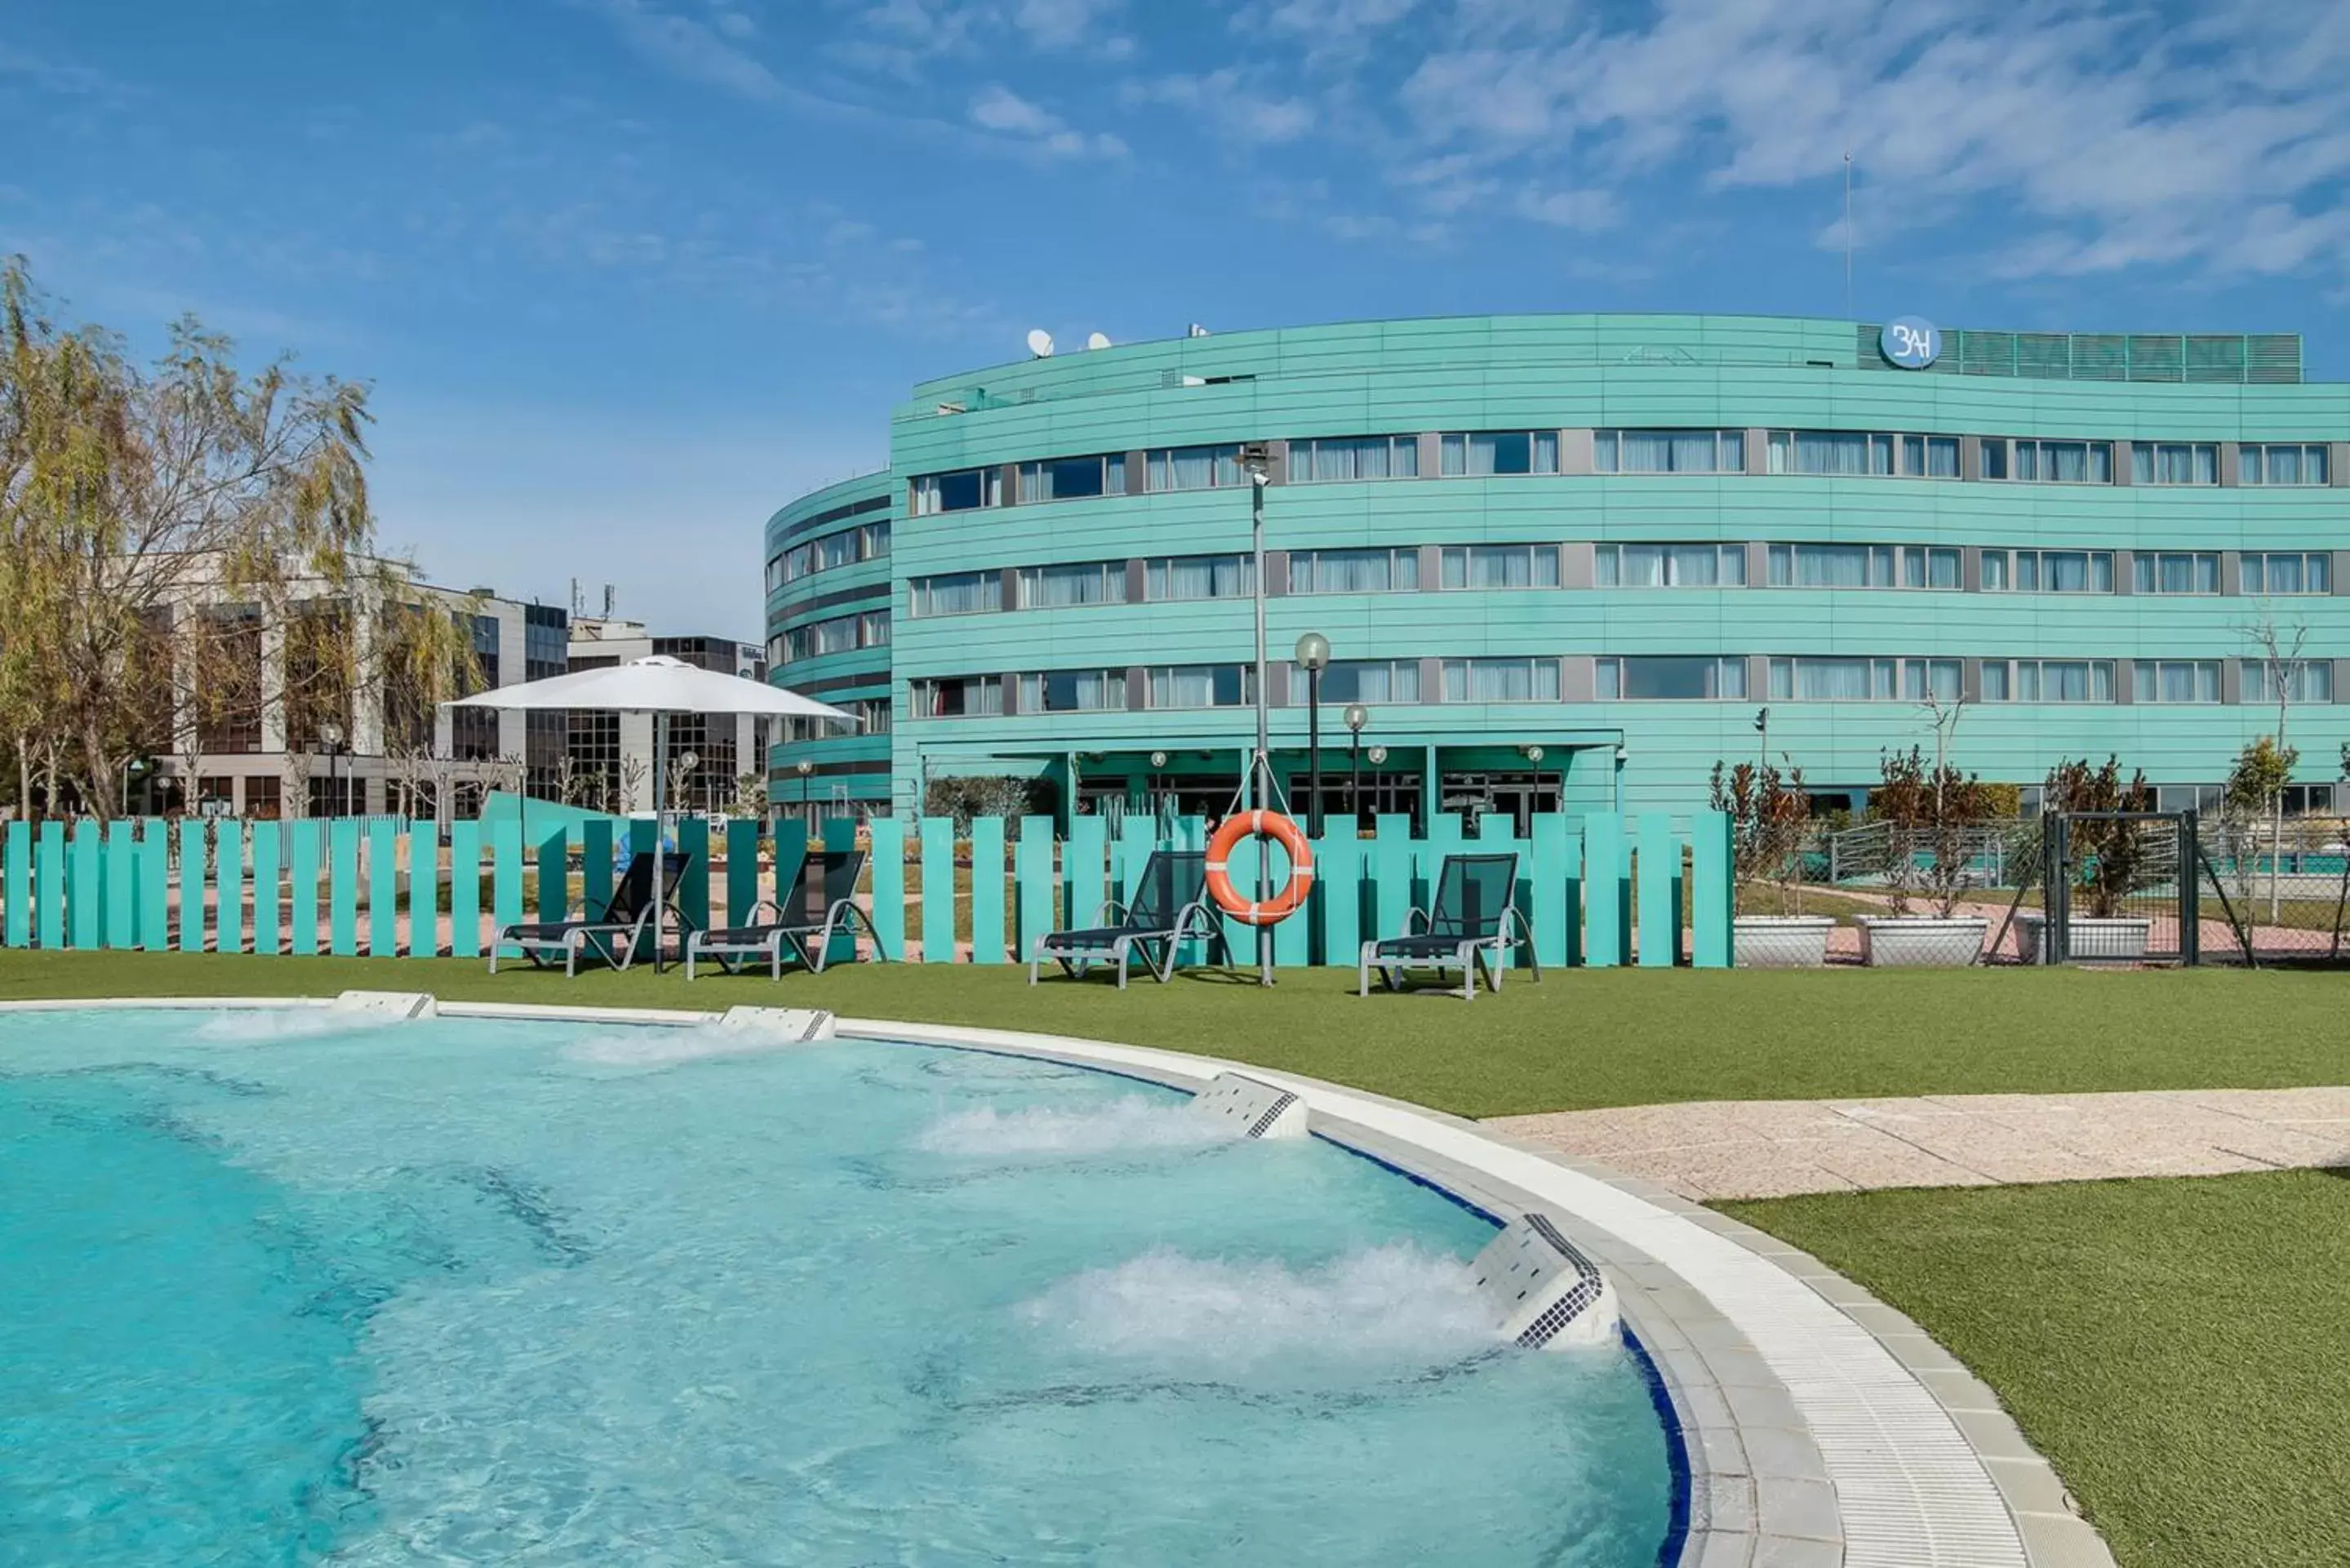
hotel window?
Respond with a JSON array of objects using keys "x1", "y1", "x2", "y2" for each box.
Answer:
[
  {"x1": 859, "y1": 611, "x2": 891, "y2": 647},
  {"x1": 2243, "y1": 659, "x2": 2334, "y2": 704},
  {"x1": 912, "y1": 467, "x2": 1000, "y2": 515},
  {"x1": 1019, "y1": 669, "x2": 1128, "y2": 713},
  {"x1": 2131, "y1": 442, "x2": 2219, "y2": 486},
  {"x1": 2133, "y1": 660, "x2": 2221, "y2": 704},
  {"x1": 1593, "y1": 429, "x2": 1745, "y2": 474},
  {"x1": 1307, "y1": 659, "x2": 1422, "y2": 704},
  {"x1": 910, "y1": 676, "x2": 1003, "y2": 718},
  {"x1": 1145, "y1": 553, "x2": 1255, "y2": 601},
  {"x1": 1595, "y1": 543, "x2": 1746, "y2": 587},
  {"x1": 1016, "y1": 560, "x2": 1128, "y2": 609},
  {"x1": 908, "y1": 571, "x2": 1003, "y2": 618},
  {"x1": 1596, "y1": 656, "x2": 1748, "y2": 700},
  {"x1": 1979, "y1": 660, "x2": 2117, "y2": 704},
  {"x1": 859, "y1": 520, "x2": 891, "y2": 558},
  {"x1": 1438, "y1": 430, "x2": 1559, "y2": 476},
  {"x1": 816, "y1": 530, "x2": 859, "y2": 573},
  {"x1": 2241, "y1": 444, "x2": 2330, "y2": 486},
  {"x1": 1144, "y1": 444, "x2": 1243, "y2": 491},
  {"x1": 1440, "y1": 658, "x2": 1561, "y2": 702},
  {"x1": 1980, "y1": 438, "x2": 2116, "y2": 484},
  {"x1": 1766, "y1": 656, "x2": 1951, "y2": 702},
  {"x1": 1764, "y1": 430, "x2": 1958, "y2": 478},
  {"x1": 1980, "y1": 549, "x2": 2115, "y2": 593},
  {"x1": 1288, "y1": 434, "x2": 1419, "y2": 482},
  {"x1": 2133, "y1": 552, "x2": 2219, "y2": 595},
  {"x1": 1289, "y1": 547, "x2": 1419, "y2": 593},
  {"x1": 2241, "y1": 552, "x2": 2332, "y2": 595},
  {"x1": 1148, "y1": 664, "x2": 1255, "y2": 708},
  {"x1": 1766, "y1": 544, "x2": 1959, "y2": 589},
  {"x1": 853, "y1": 696, "x2": 894, "y2": 735},
  {"x1": 1440, "y1": 544, "x2": 1561, "y2": 589},
  {"x1": 1016, "y1": 452, "x2": 1126, "y2": 503}
]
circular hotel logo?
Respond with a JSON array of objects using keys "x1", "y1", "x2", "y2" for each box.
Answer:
[{"x1": 1880, "y1": 317, "x2": 1940, "y2": 370}]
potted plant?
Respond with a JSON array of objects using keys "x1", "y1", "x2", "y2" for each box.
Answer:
[
  {"x1": 1854, "y1": 746, "x2": 1993, "y2": 966},
  {"x1": 1712, "y1": 759, "x2": 1832, "y2": 966},
  {"x1": 2015, "y1": 757, "x2": 2157, "y2": 962}
]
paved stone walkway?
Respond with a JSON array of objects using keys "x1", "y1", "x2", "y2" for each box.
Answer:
[{"x1": 1487, "y1": 1086, "x2": 2350, "y2": 1200}]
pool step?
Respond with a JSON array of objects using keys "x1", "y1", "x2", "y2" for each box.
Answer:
[
  {"x1": 331, "y1": 990, "x2": 438, "y2": 1020},
  {"x1": 716, "y1": 1006, "x2": 837, "y2": 1043},
  {"x1": 1471, "y1": 1213, "x2": 1619, "y2": 1350},
  {"x1": 1185, "y1": 1073, "x2": 1308, "y2": 1139}
]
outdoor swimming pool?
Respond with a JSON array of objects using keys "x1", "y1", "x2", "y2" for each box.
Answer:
[{"x1": 0, "y1": 1007, "x2": 1677, "y2": 1566}]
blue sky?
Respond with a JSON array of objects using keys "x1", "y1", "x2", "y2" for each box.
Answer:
[{"x1": 6, "y1": 0, "x2": 2347, "y2": 635}]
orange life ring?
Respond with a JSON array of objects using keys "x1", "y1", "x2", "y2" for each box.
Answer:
[{"x1": 1205, "y1": 811, "x2": 1317, "y2": 926}]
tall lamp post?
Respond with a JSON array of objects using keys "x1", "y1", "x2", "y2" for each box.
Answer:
[
  {"x1": 1344, "y1": 704, "x2": 1369, "y2": 829},
  {"x1": 794, "y1": 757, "x2": 814, "y2": 825},
  {"x1": 1294, "y1": 632, "x2": 1330, "y2": 837},
  {"x1": 1238, "y1": 442, "x2": 1275, "y2": 985},
  {"x1": 319, "y1": 721, "x2": 345, "y2": 818},
  {"x1": 1522, "y1": 744, "x2": 1546, "y2": 833}
]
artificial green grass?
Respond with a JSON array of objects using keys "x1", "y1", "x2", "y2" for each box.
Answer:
[
  {"x1": 1724, "y1": 1172, "x2": 2350, "y2": 1568},
  {"x1": 4, "y1": 950, "x2": 2348, "y2": 1117}
]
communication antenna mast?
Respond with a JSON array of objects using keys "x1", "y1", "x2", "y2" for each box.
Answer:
[
  {"x1": 602, "y1": 583, "x2": 616, "y2": 617},
  {"x1": 1843, "y1": 149, "x2": 1854, "y2": 320}
]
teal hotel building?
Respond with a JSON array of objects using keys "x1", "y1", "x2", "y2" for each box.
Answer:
[{"x1": 762, "y1": 313, "x2": 2348, "y2": 828}]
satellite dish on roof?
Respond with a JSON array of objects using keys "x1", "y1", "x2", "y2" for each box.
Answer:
[
  {"x1": 1025, "y1": 328, "x2": 1055, "y2": 358},
  {"x1": 1086, "y1": 331, "x2": 1112, "y2": 351},
  {"x1": 1188, "y1": 322, "x2": 1211, "y2": 338}
]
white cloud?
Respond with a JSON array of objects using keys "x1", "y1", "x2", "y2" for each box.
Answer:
[
  {"x1": 968, "y1": 83, "x2": 1129, "y2": 158},
  {"x1": 1122, "y1": 69, "x2": 1315, "y2": 143},
  {"x1": 1013, "y1": 0, "x2": 1130, "y2": 52}
]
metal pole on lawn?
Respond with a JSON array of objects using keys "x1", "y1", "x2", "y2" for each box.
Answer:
[
  {"x1": 1244, "y1": 444, "x2": 1273, "y2": 987},
  {"x1": 651, "y1": 708, "x2": 666, "y2": 975},
  {"x1": 1306, "y1": 665, "x2": 1322, "y2": 837}
]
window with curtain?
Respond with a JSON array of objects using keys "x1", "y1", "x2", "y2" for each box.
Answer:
[
  {"x1": 1438, "y1": 431, "x2": 1559, "y2": 476},
  {"x1": 2130, "y1": 442, "x2": 2218, "y2": 485},
  {"x1": 1303, "y1": 660, "x2": 1422, "y2": 704},
  {"x1": 908, "y1": 571, "x2": 1003, "y2": 618},
  {"x1": 1766, "y1": 656, "x2": 1890, "y2": 700},
  {"x1": 859, "y1": 611, "x2": 891, "y2": 647},
  {"x1": 2133, "y1": 553, "x2": 2219, "y2": 594},
  {"x1": 817, "y1": 531, "x2": 859, "y2": 571},
  {"x1": 1020, "y1": 669, "x2": 1127, "y2": 713},
  {"x1": 1898, "y1": 659, "x2": 1964, "y2": 701},
  {"x1": 1595, "y1": 656, "x2": 1747, "y2": 700},
  {"x1": 1594, "y1": 429, "x2": 1745, "y2": 473},
  {"x1": 1016, "y1": 560, "x2": 1128, "y2": 609},
  {"x1": 2243, "y1": 660, "x2": 2334, "y2": 703},
  {"x1": 1439, "y1": 544, "x2": 1561, "y2": 589},
  {"x1": 1016, "y1": 453, "x2": 1126, "y2": 503},
  {"x1": 2241, "y1": 553, "x2": 2330, "y2": 595},
  {"x1": 1988, "y1": 660, "x2": 2115, "y2": 703},
  {"x1": 1148, "y1": 664, "x2": 1253, "y2": 708},
  {"x1": 1144, "y1": 553, "x2": 1255, "y2": 600},
  {"x1": 1287, "y1": 435, "x2": 1419, "y2": 481},
  {"x1": 855, "y1": 697, "x2": 895, "y2": 735},
  {"x1": 2241, "y1": 443, "x2": 2330, "y2": 486},
  {"x1": 1762, "y1": 429, "x2": 1961, "y2": 478},
  {"x1": 1596, "y1": 543, "x2": 1747, "y2": 587},
  {"x1": 1144, "y1": 445, "x2": 1243, "y2": 491},
  {"x1": 2132, "y1": 660, "x2": 2220, "y2": 703},
  {"x1": 1440, "y1": 658, "x2": 1561, "y2": 702},
  {"x1": 859, "y1": 520, "x2": 891, "y2": 558},
  {"x1": 912, "y1": 468, "x2": 999, "y2": 514},
  {"x1": 1289, "y1": 548, "x2": 1419, "y2": 593},
  {"x1": 910, "y1": 677, "x2": 1003, "y2": 717},
  {"x1": 1982, "y1": 550, "x2": 2115, "y2": 593},
  {"x1": 1766, "y1": 543, "x2": 1880, "y2": 588},
  {"x1": 1984, "y1": 439, "x2": 2115, "y2": 484}
]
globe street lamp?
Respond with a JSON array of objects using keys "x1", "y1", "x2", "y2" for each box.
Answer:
[
  {"x1": 1344, "y1": 703, "x2": 1370, "y2": 831},
  {"x1": 319, "y1": 720, "x2": 345, "y2": 819},
  {"x1": 1522, "y1": 744, "x2": 1547, "y2": 833},
  {"x1": 1294, "y1": 631, "x2": 1330, "y2": 837}
]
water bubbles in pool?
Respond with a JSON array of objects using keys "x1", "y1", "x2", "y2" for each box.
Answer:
[
  {"x1": 561, "y1": 1025, "x2": 806, "y2": 1068},
  {"x1": 916, "y1": 1095, "x2": 1237, "y2": 1158},
  {"x1": 1021, "y1": 1243, "x2": 1503, "y2": 1369},
  {"x1": 191, "y1": 1010, "x2": 408, "y2": 1043}
]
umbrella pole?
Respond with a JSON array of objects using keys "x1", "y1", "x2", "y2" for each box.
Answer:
[{"x1": 652, "y1": 709, "x2": 666, "y2": 975}]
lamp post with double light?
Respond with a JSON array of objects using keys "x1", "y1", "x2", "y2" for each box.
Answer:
[
  {"x1": 1294, "y1": 631, "x2": 1330, "y2": 837},
  {"x1": 1344, "y1": 703, "x2": 1369, "y2": 830}
]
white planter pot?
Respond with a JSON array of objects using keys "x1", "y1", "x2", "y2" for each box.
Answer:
[
  {"x1": 1854, "y1": 916, "x2": 1988, "y2": 967},
  {"x1": 1733, "y1": 915, "x2": 1836, "y2": 969},
  {"x1": 2013, "y1": 913, "x2": 2153, "y2": 963}
]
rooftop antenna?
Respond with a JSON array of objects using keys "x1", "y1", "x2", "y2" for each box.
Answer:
[
  {"x1": 569, "y1": 576, "x2": 583, "y2": 616},
  {"x1": 602, "y1": 583, "x2": 615, "y2": 617},
  {"x1": 1025, "y1": 327, "x2": 1055, "y2": 358},
  {"x1": 1842, "y1": 148, "x2": 1854, "y2": 321},
  {"x1": 1085, "y1": 330, "x2": 1112, "y2": 351},
  {"x1": 1188, "y1": 322, "x2": 1211, "y2": 338}
]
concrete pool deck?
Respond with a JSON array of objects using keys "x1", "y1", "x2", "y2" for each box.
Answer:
[{"x1": 1489, "y1": 1086, "x2": 2350, "y2": 1200}]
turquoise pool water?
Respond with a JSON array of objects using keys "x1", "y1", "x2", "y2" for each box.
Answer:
[{"x1": 0, "y1": 1008, "x2": 1676, "y2": 1566}]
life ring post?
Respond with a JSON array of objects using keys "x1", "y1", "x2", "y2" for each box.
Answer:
[{"x1": 1205, "y1": 811, "x2": 1317, "y2": 929}]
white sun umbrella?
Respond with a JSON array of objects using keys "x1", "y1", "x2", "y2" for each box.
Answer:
[{"x1": 448, "y1": 655, "x2": 857, "y2": 971}]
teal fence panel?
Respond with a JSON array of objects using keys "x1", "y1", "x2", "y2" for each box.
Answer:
[
  {"x1": 1477, "y1": 814, "x2": 1526, "y2": 967},
  {"x1": 580, "y1": 818, "x2": 614, "y2": 922},
  {"x1": 140, "y1": 820, "x2": 170, "y2": 953},
  {"x1": 822, "y1": 818, "x2": 858, "y2": 965},
  {"x1": 1015, "y1": 815, "x2": 1054, "y2": 965},
  {"x1": 39, "y1": 822, "x2": 69, "y2": 951},
  {"x1": 406, "y1": 822, "x2": 438, "y2": 957},
  {"x1": 966, "y1": 816, "x2": 1006, "y2": 964},
  {"x1": 215, "y1": 820, "x2": 246, "y2": 956},
  {"x1": 1315, "y1": 829, "x2": 1361, "y2": 968},
  {"x1": 289, "y1": 822, "x2": 322, "y2": 957},
  {"x1": 1637, "y1": 815, "x2": 1681, "y2": 967},
  {"x1": 535, "y1": 824, "x2": 568, "y2": 928},
  {"x1": 2, "y1": 821, "x2": 27, "y2": 948},
  {"x1": 329, "y1": 820, "x2": 362, "y2": 957},
  {"x1": 1690, "y1": 809, "x2": 1733, "y2": 969},
  {"x1": 1529, "y1": 814, "x2": 1570, "y2": 970},
  {"x1": 1063, "y1": 815, "x2": 1106, "y2": 930},
  {"x1": 867, "y1": 818, "x2": 904, "y2": 961},
  {"x1": 771, "y1": 819, "x2": 807, "y2": 921},
  {"x1": 725, "y1": 820, "x2": 760, "y2": 928},
  {"x1": 1115, "y1": 816, "x2": 1154, "y2": 904},
  {"x1": 69, "y1": 820, "x2": 101, "y2": 950},
  {"x1": 677, "y1": 817, "x2": 711, "y2": 936},
  {"x1": 1422, "y1": 812, "x2": 1464, "y2": 916},
  {"x1": 105, "y1": 821, "x2": 137, "y2": 948},
  {"x1": 918, "y1": 819, "x2": 955, "y2": 963},
  {"x1": 250, "y1": 822, "x2": 281, "y2": 957},
  {"x1": 1561, "y1": 829, "x2": 1585, "y2": 968},
  {"x1": 491, "y1": 820, "x2": 522, "y2": 957},
  {"x1": 1584, "y1": 814, "x2": 1628, "y2": 966},
  {"x1": 367, "y1": 819, "x2": 398, "y2": 958},
  {"x1": 448, "y1": 820, "x2": 482, "y2": 960},
  {"x1": 1370, "y1": 816, "x2": 1414, "y2": 943},
  {"x1": 175, "y1": 820, "x2": 204, "y2": 953},
  {"x1": 1171, "y1": 815, "x2": 1211, "y2": 966}
]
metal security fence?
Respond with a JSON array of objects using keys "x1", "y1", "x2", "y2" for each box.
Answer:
[{"x1": 0, "y1": 811, "x2": 1739, "y2": 971}]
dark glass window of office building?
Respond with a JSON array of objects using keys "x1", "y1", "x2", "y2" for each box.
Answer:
[
  {"x1": 451, "y1": 612, "x2": 504, "y2": 762},
  {"x1": 523, "y1": 605, "x2": 569, "y2": 797}
]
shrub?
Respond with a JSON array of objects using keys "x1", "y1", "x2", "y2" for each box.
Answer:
[
  {"x1": 2042, "y1": 757, "x2": 2153, "y2": 918},
  {"x1": 1710, "y1": 758, "x2": 1811, "y2": 915},
  {"x1": 922, "y1": 775, "x2": 1051, "y2": 829}
]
